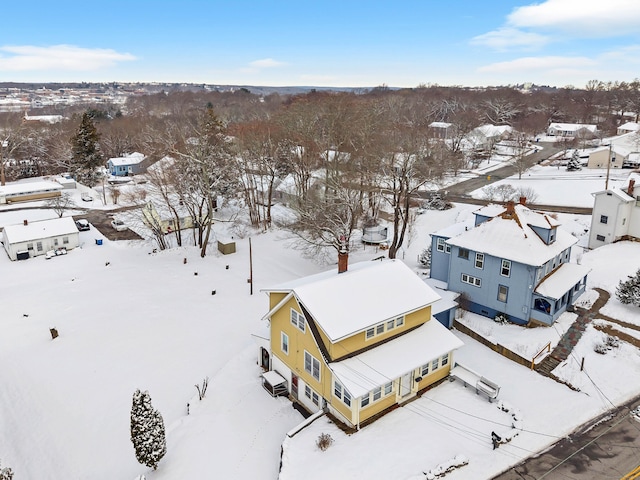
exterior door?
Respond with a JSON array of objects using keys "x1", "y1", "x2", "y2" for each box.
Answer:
[
  {"x1": 399, "y1": 372, "x2": 412, "y2": 397},
  {"x1": 260, "y1": 347, "x2": 270, "y2": 370},
  {"x1": 291, "y1": 374, "x2": 299, "y2": 399}
]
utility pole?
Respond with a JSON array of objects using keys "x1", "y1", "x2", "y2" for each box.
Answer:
[
  {"x1": 0, "y1": 138, "x2": 8, "y2": 186},
  {"x1": 249, "y1": 237, "x2": 253, "y2": 295},
  {"x1": 605, "y1": 143, "x2": 613, "y2": 190}
]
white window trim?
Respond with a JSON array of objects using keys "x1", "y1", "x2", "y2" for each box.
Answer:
[
  {"x1": 281, "y1": 331, "x2": 289, "y2": 355},
  {"x1": 291, "y1": 308, "x2": 305, "y2": 333},
  {"x1": 475, "y1": 252, "x2": 484, "y2": 269},
  {"x1": 461, "y1": 273, "x2": 481, "y2": 287},
  {"x1": 501, "y1": 259, "x2": 511, "y2": 277},
  {"x1": 304, "y1": 350, "x2": 321, "y2": 381}
]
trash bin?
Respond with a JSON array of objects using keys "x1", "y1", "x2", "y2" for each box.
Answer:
[{"x1": 95, "y1": 239, "x2": 103, "y2": 245}]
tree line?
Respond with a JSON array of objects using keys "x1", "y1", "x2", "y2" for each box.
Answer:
[{"x1": 1, "y1": 80, "x2": 639, "y2": 258}]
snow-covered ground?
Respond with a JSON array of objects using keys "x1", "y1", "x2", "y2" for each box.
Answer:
[{"x1": 1, "y1": 166, "x2": 639, "y2": 480}]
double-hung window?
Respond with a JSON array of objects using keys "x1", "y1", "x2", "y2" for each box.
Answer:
[
  {"x1": 600, "y1": 215, "x2": 608, "y2": 224},
  {"x1": 475, "y1": 252, "x2": 484, "y2": 269},
  {"x1": 458, "y1": 248, "x2": 469, "y2": 260},
  {"x1": 291, "y1": 309, "x2": 305, "y2": 332},
  {"x1": 304, "y1": 351, "x2": 320, "y2": 381},
  {"x1": 501, "y1": 259, "x2": 511, "y2": 277},
  {"x1": 335, "y1": 381, "x2": 351, "y2": 406},
  {"x1": 281, "y1": 332, "x2": 289, "y2": 354}
]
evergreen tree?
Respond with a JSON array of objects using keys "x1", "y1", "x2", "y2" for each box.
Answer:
[
  {"x1": 566, "y1": 150, "x2": 582, "y2": 171},
  {"x1": 615, "y1": 269, "x2": 640, "y2": 306},
  {"x1": 418, "y1": 246, "x2": 431, "y2": 268},
  {"x1": 130, "y1": 389, "x2": 167, "y2": 470},
  {"x1": 70, "y1": 112, "x2": 104, "y2": 186},
  {"x1": 0, "y1": 461, "x2": 13, "y2": 480}
]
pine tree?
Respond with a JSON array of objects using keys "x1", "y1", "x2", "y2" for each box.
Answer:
[
  {"x1": 130, "y1": 389, "x2": 167, "y2": 470},
  {"x1": 616, "y1": 269, "x2": 640, "y2": 306},
  {"x1": 566, "y1": 150, "x2": 582, "y2": 171},
  {"x1": 418, "y1": 246, "x2": 431, "y2": 268},
  {"x1": 70, "y1": 112, "x2": 104, "y2": 187},
  {"x1": 0, "y1": 461, "x2": 13, "y2": 480}
]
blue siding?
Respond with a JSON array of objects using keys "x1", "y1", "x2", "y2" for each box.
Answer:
[
  {"x1": 430, "y1": 235, "x2": 450, "y2": 282},
  {"x1": 529, "y1": 224, "x2": 557, "y2": 245}
]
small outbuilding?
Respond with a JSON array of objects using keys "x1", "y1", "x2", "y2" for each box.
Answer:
[{"x1": 2, "y1": 217, "x2": 79, "y2": 260}]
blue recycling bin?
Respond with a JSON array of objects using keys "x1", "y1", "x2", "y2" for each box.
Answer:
[{"x1": 95, "y1": 239, "x2": 103, "y2": 245}]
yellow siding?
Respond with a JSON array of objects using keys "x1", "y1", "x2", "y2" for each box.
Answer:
[
  {"x1": 359, "y1": 392, "x2": 397, "y2": 423},
  {"x1": 414, "y1": 353, "x2": 452, "y2": 391},
  {"x1": 269, "y1": 295, "x2": 331, "y2": 400},
  {"x1": 269, "y1": 292, "x2": 288, "y2": 311},
  {"x1": 322, "y1": 305, "x2": 432, "y2": 361}
]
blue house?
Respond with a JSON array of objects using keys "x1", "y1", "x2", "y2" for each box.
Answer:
[
  {"x1": 430, "y1": 200, "x2": 590, "y2": 326},
  {"x1": 107, "y1": 152, "x2": 146, "y2": 177}
]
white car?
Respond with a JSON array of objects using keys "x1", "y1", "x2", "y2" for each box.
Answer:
[
  {"x1": 81, "y1": 192, "x2": 93, "y2": 202},
  {"x1": 111, "y1": 219, "x2": 128, "y2": 231}
]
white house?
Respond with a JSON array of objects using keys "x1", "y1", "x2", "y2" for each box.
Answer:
[
  {"x1": 547, "y1": 123, "x2": 597, "y2": 138},
  {"x1": 588, "y1": 172, "x2": 640, "y2": 249},
  {"x1": 466, "y1": 124, "x2": 513, "y2": 151},
  {"x1": 2, "y1": 217, "x2": 79, "y2": 260},
  {"x1": 617, "y1": 122, "x2": 640, "y2": 136},
  {"x1": 0, "y1": 180, "x2": 64, "y2": 204}
]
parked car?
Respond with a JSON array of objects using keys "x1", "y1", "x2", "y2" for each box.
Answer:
[
  {"x1": 81, "y1": 192, "x2": 93, "y2": 202},
  {"x1": 111, "y1": 219, "x2": 128, "y2": 231},
  {"x1": 75, "y1": 219, "x2": 90, "y2": 231}
]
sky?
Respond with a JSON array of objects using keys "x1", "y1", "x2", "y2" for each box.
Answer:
[
  {"x1": 1, "y1": 159, "x2": 640, "y2": 479},
  {"x1": 1, "y1": 0, "x2": 640, "y2": 89}
]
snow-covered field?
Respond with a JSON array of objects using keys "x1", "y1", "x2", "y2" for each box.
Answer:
[{"x1": 1, "y1": 165, "x2": 640, "y2": 480}]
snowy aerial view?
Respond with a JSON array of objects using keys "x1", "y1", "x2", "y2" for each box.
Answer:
[{"x1": 1, "y1": 156, "x2": 640, "y2": 480}]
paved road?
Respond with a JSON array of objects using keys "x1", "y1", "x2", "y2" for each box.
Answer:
[{"x1": 493, "y1": 395, "x2": 640, "y2": 480}]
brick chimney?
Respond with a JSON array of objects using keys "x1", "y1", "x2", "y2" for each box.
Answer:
[
  {"x1": 519, "y1": 196, "x2": 527, "y2": 205},
  {"x1": 627, "y1": 179, "x2": 636, "y2": 197},
  {"x1": 505, "y1": 200, "x2": 515, "y2": 215},
  {"x1": 338, "y1": 236, "x2": 348, "y2": 273}
]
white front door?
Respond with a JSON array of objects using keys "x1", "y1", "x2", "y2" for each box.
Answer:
[{"x1": 399, "y1": 372, "x2": 412, "y2": 397}]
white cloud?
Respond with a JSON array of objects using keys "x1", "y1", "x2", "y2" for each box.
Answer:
[
  {"x1": 508, "y1": 0, "x2": 640, "y2": 34},
  {"x1": 248, "y1": 58, "x2": 285, "y2": 68},
  {"x1": 0, "y1": 45, "x2": 135, "y2": 71},
  {"x1": 470, "y1": 27, "x2": 549, "y2": 51},
  {"x1": 478, "y1": 55, "x2": 596, "y2": 73}
]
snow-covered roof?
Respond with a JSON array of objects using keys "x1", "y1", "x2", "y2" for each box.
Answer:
[
  {"x1": 108, "y1": 152, "x2": 146, "y2": 167},
  {"x1": 591, "y1": 187, "x2": 633, "y2": 202},
  {"x1": 474, "y1": 204, "x2": 507, "y2": 218},
  {"x1": 429, "y1": 122, "x2": 452, "y2": 129},
  {"x1": 3, "y1": 216, "x2": 77, "y2": 244},
  {"x1": 618, "y1": 122, "x2": 640, "y2": 132},
  {"x1": 446, "y1": 204, "x2": 577, "y2": 266},
  {"x1": 329, "y1": 320, "x2": 464, "y2": 398},
  {"x1": 275, "y1": 169, "x2": 324, "y2": 196},
  {"x1": 423, "y1": 278, "x2": 458, "y2": 315},
  {"x1": 472, "y1": 124, "x2": 513, "y2": 139},
  {"x1": 23, "y1": 113, "x2": 64, "y2": 124},
  {"x1": 535, "y1": 263, "x2": 591, "y2": 300},
  {"x1": 431, "y1": 217, "x2": 475, "y2": 239},
  {"x1": 265, "y1": 259, "x2": 441, "y2": 342},
  {"x1": 0, "y1": 180, "x2": 64, "y2": 196},
  {"x1": 549, "y1": 123, "x2": 597, "y2": 133}
]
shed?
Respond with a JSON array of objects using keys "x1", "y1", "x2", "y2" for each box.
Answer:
[{"x1": 217, "y1": 238, "x2": 236, "y2": 255}]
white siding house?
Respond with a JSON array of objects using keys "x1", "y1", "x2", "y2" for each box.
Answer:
[
  {"x1": 547, "y1": 123, "x2": 597, "y2": 137},
  {"x1": 589, "y1": 173, "x2": 640, "y2": 249},
  {"x1": 2, "y1": 217, "x2": 79, "y2": 260}
]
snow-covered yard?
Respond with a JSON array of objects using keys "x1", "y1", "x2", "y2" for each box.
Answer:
[{"x1": 1, "y1": 166, "x2": 640, "y2": 479}]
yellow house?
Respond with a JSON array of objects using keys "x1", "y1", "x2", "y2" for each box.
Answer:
[
  {"x1": 260, "y1": 257, "x2": 464, "y2": 429},
  {"x1": 141, "y1": 200, "x2": 195, "y2": 234}
]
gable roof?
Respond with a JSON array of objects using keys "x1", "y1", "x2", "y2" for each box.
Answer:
[
  {"x1": 446, "y1": 204, "x2": 577, "y2": 266},
  {"x1": 3, "y1": 216, "x2": 77, "y2": 244},
  {"x1": 264, "y1": 259, "x2": 441, "y2": 342},
  {"x1": 549, "y1": 123, "x2": 597, "y2": 133},
  {"x1": 108, "y1": 152, "x2": 146, "y2": 167}
]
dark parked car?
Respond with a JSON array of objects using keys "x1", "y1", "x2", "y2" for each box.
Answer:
[{"x1": 75, "y1": 219, "x2": 90, "y2": 231}]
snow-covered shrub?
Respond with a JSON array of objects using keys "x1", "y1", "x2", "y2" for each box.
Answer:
[
  {"x1": 424, "y1": 454, "x2": 469, "y2": 479},
  {"x1": 594, "y1": 335, "x2": 620, "y2": 354},
  {"x1": 566, "y1": 150, "x2": 582, "y2": 171},
  {"x1": 0, "y1": 462, "x2": 13, "y2": 480},
  {"x1": 316, "y1": 432, "x2": 334, "y2": 451},
  {"x1": 418, "y1": 246, "x2": 431, "y2": 268},
  {"x1": 130, "y1": 389, "x2": 167, "y2": 470},
  {"x1": 422, "y1": 193, "x2": 452, "y2": 211},
  {"x1": 494, "y1": 313, "x2": 509, "y2": 324},
  {"x1": 616, "y1": 269, "x2": 640, "y2": 306}
]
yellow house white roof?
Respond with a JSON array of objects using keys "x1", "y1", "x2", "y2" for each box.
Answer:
[
  {"x1": 264, "y1": 259, "x2": 441, "y2": 342},
  {"x1": 330, "y1": 319, "x2": 464, "y2": 398}
]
